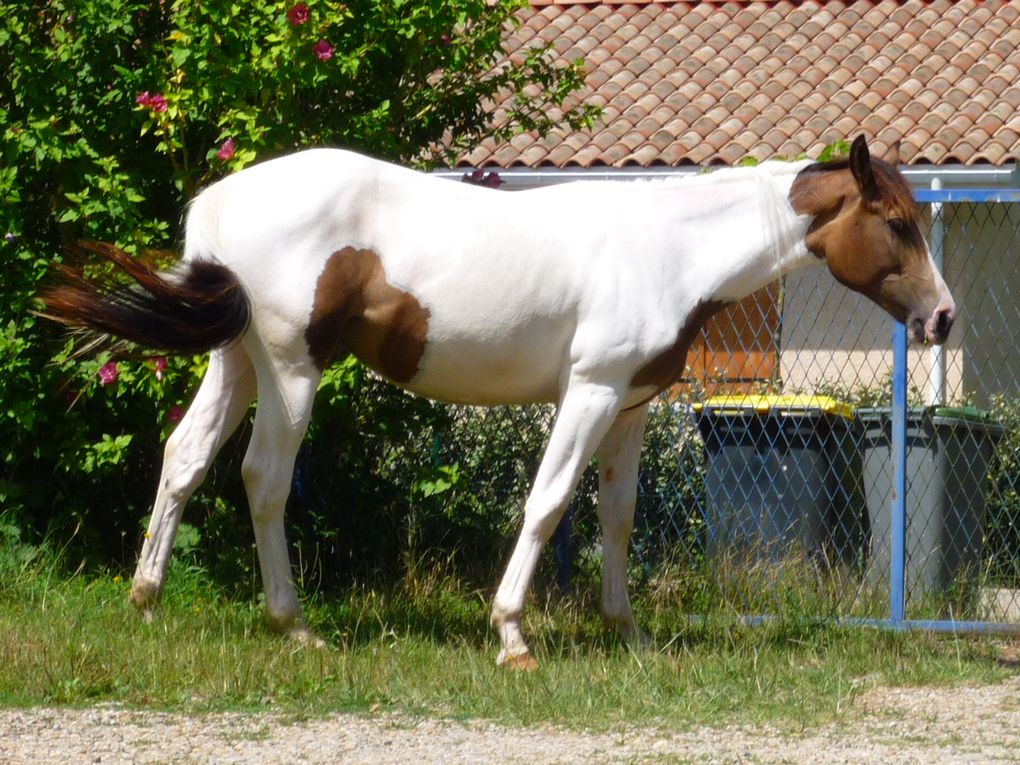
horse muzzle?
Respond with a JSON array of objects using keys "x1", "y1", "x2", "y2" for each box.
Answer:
[{"x1": 912, "y1": 300, "x2": 955, "y2": 346}]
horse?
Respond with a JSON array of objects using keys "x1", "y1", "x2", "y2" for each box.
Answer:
[{"x1": 42, "y1": 136, "x2": 954, "y2": 669}]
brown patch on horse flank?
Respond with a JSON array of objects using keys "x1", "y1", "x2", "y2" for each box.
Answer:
[
  {"x1": 630, "y1": 299, "x2": 728, "y2": 395},
  {"x1": 603, "y1": 466, "x2": 615, "y2": 483},
  {"x1": 305, "y1": 247, "x2": 430, "y2": 382}
]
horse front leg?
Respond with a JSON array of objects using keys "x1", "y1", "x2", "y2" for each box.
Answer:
[
  {"x1": 595, "y1": 403, "x2": 650, "y2": 647},
  {"x1": 130, "y1": 344, "x2": 255, "y2": 617},
  {"x1": 491, "y1": 380, "x2": 624, "y2": 670}
]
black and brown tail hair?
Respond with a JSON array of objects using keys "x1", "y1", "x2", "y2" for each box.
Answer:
[{"x1": 39, "y1": 241, "x2": 250, "y2": 356}]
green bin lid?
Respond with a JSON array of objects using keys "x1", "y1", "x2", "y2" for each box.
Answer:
[
  {"x1": 931, "y1": 405, "x2": 994, "y2": 423},
  {"x1": 693, "y1": 394, "x2": 854, "y2": 420},
  {"x1": 930, "y1": 405, "x2": 1006, "y2": 436},
  {"x1": 857, "y1": 406, "x2": 1005, "y2": 436}
]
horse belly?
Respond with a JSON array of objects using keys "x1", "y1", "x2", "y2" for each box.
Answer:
[{"x1": 401, "y1": 321, "x2": 569, "y2": 406}]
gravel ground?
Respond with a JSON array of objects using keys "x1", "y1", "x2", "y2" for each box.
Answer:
[{"x1": 3, "y1": 676, "x2": 1020, "y2": 764}]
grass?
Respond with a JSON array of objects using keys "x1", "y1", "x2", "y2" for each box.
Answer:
[{"x1": 0, "y1": 538, "x2": 1014, "y2": 733}]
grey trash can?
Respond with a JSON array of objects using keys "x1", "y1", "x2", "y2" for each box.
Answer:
[
  {"x1": 694, "y1": 396, "x2": 864, "y2": 568},
  {"x1": 859, "y1": 407, "x2": 1005, "y2": 607}
]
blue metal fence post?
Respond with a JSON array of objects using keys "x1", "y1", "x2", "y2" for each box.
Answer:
[{"x1": 890, "y1": 321, "x2": 908, "y2": 624}]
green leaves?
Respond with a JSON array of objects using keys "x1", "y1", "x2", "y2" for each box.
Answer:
[
  {"x1": 413, "y1": 464, "x2": 462, "y2": 500},
  {"x1": 0, "y1": 0, "x2": 595, "y2": 569},
  {"x1": 80, "y1": 433, "x2": 134, "y2": 475},
  {"x1": 817, "y1": 140, "x2": 852, "y2": 163}
]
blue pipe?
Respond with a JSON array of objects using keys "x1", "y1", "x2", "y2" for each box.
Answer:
[
  {"x1": 839, "y1": 618, "x2": 1020, "y2": 636},
  {"x1": 914, "y1": 188, "x2": 1020, "y2": 203},
  {"x1": 684, "y1": 614, "x2": 1020, "y2": 636},
  {"x1": 890, "y1": 321, "x2": 908, "y2": 623}
]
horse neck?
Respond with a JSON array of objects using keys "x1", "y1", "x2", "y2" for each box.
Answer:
[{"x1": 667, "y1": 162, "x2": 819, "y2": 303}]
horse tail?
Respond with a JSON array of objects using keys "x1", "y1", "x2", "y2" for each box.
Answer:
[{"x1": 39, "y1": 240, "x2": 251, "y2": 356}]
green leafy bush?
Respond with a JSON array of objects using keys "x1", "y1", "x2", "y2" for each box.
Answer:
[
  {"x1": 984, "y1": 395, "x2": 1020, "y2": 584},
  {"x1": 0, "y1": 0, "x2": 597, "y2": 579}
]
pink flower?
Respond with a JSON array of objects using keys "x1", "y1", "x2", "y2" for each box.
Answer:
[
  {"x1": 97, "y1": 361, "x2": 119, "y2": 385},
  {"x1": 136, "y1": 91, "x2": 167, "y2": 112},
  {"x1": 167, "y1": 405, "x2": 185, "y2": 425},
  {"x1": 287, "y1": 2, "x2": 310, "y2": 25},
  {"x1": 152, "y1": 356, "x2": 168, "y2": 381},
  {"x1": 215, "y1": 137, "x2": 236, "y2": 161},
  {"x1": 313, "y1": 39, "x2": 333, "y2": 61}
]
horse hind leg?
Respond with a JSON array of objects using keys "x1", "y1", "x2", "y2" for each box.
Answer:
[
  {"x1": 240, "y1": 345, "x2": 321, "y2": 644},
  {"x1": 130, "y1": 343, "x2": 256, "y2": 615}
]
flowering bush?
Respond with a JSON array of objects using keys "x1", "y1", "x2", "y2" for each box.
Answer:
[{"x1": 0, "y1": 0, "x2": 597, "y2": 576}]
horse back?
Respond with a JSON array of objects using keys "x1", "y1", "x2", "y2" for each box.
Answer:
[{"x1": 186, "y1": 150, "x2": 593, "y2": 404}]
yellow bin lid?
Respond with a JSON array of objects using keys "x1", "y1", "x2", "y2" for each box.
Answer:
[{"x1": 692, "y1": 395, "x2": 854, "y2": 420}]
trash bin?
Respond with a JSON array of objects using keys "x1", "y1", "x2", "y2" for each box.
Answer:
[
  {"x1": 859, "y1": 407, "x2": 1006, "y2": 606},
  {"x1": 694, "y1": 396, "x2": 864, "y2": 567}
]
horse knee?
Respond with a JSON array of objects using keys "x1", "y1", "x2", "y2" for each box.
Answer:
[
  {"x1": 159, "y1": 426, "x2": 215, "y2": 502},
  {"x1": 159, "y1": 465, "x2": 207, "y2": 509},
  {"x1": 242, "y1": 449, "x2": 297, "y2": 524},
  {"x1": 239, "y1": 453, "x2": 261, "y2": 496},
  {"x1": 521, "y1": 483, "x2": 576, "y2": 542},
  {"x1": 599, "y1": 510, "x2": 634, "y2": 543},
  {"x1": 598, "y1": 508, "x2": 635, "y2": 552}
]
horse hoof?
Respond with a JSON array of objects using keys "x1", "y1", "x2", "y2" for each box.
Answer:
[
  {"x1": 288, "y1": 626, "x2": 328, "y2": 649},
  {"x1": 497, "y1": 651, "x2": 539, "y2": 672},
  {"x1": 631, "y1": 628, "x2": 653, "y2": 650},
  {"x1": 129, "y1": 581, "x2": 160, "y2": 615}
]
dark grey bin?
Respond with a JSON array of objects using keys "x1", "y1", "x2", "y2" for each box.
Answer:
[
  {"x1": 694, "y1": 397, "x2": 864, "y2": 567},
  {"x1": 859, "y1": 407, "x2": 1005, "y2": 605}
]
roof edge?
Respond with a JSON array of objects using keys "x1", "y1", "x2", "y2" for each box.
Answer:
[
  {"x1": 528, "y1": 0, "x2": 754, "y2": 4},
  {"x1": 436, "y1": 163, "x2": 1019, "y2": 189}
]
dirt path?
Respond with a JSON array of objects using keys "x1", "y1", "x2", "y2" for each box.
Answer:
[{"x1": 3, "y1": 677, "x2": 1020, "y2": 764}]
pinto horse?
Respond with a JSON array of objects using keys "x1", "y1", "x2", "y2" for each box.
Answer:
[{"x1": 43, "y1": 136, "x2": 954, "y2": 668}]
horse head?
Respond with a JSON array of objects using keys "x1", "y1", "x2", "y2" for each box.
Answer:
[{"x1": 792, "y1": 136, "x2": 955, "y2": 345}]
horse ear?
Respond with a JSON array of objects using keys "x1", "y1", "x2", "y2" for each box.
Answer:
[
  {"x1": 849, "y1": 135, "x2": 879, "y2": 201},
  {"x1": 884, "y1": 140, "x2": 901, "y2": 165}
]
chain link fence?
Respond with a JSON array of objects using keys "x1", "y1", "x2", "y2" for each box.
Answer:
[
  {"x1": 659, "y1": 190, "x2": 1018, "y2": 625},
  {"x1": 283, "y1": 190, "x2": 1017, "y2": 628}
]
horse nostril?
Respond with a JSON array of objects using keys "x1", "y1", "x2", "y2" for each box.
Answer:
[{"x1": 935, "y1": 307, "x2": 954, "y2": 338}]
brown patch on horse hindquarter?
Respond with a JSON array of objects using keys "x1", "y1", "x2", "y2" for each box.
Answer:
[
  {"x1": 305, "y1": 247, "x2": 430, "y2": 382},
  {"x1": 630, "y1": 300, "x2": 728, "y2": 394}
]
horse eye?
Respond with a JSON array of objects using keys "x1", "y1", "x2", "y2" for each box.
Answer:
[{"x1": 888, "y1": 218, "x2": 907, "y2": 235}]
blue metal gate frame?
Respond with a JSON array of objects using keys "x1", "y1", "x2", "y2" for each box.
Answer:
[{"x1": 848, "y1": 187, "x2": 1020, "y2": 636}]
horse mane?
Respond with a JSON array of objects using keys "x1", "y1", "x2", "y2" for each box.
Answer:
[{"x1": 800, "y1": 154, "x2": 918, "y2": 222}]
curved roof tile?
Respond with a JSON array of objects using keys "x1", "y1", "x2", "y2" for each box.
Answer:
[{"x1": 459, "y1": 0, "x2": 1020, "y2": 167}]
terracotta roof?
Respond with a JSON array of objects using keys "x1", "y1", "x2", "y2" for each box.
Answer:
[{"x1": 460, "y1": 0, "x2": 1020, "y2": 167}]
